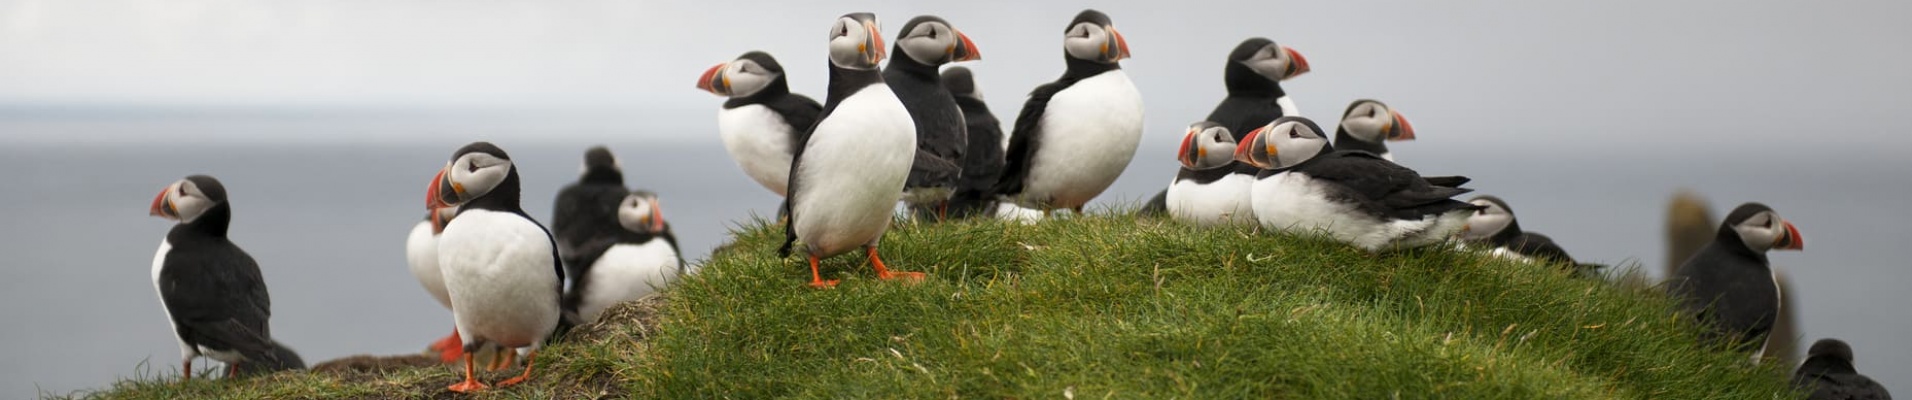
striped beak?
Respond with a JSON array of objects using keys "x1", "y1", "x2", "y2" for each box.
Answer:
[
  {"x1": 1775, "y1": 221, "x2": 1804, "y2": 251},
  {"x1": 149, "y1": 183, "x2": 177, "y2": 220},
  {"x1": 697, "y1": 62, "x2": 730, "y2": 95}
]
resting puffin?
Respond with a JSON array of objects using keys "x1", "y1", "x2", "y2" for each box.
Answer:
[
  {"x1": 551, "y1": 146, "x2": 631, "y2": 281},
  {"x1": 1145, "y1": 38, "x2": 1310, "y2": 214},
  {"x1": 1235, "y1": 117, "x2": 1479, "y2": 252},
  {"x1": 1667, "y1": 202, "x2": 1802, "y2": 360},
  {"x1": 940, "y1": 66, "x2": 1008, "y2": 219},
  {"x1": 1332, "y1": 99, "x2": 1417, "y2": 161},
  {"x1": 777, "y1": 12, "x2": 923, "y2": 288},
  {"x1": 405, "y1": 206, "x2": 464, "y2": 362},
  {"x1": 563, "y1": 191, "x2": 684, "y2": 324},
  {"x1": 426, "y1": 142, "x2": 563, "y2": 392},
  {"x1": 148, "y1": 175, "x2": 293, "y2": 379},
  {"x1": 996, "y1": 9, "x2": 1143, "y2": 215},
  {"x1": 1165, "y1": 121, "x2": 1253, "y2": 226},
  {"x1": 1793, "y1": 338, "x2": 1892, "y2": 400},
  {"x1": 698, "y1": 51, "x2": 823, "y2": 197},
  {"x1": 1459, "y1": 195, "x2": 1603, "y2": 276},
  {"x1": 884, "y1": 15, "x2": 981, "y2": 220}
]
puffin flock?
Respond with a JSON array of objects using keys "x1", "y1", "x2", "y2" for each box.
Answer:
[{"x1": 137, "y1": 9, "x2": 1889, "y2": 397}]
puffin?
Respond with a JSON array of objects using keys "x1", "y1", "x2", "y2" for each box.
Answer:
[
  {"x1": 1332, "y1": 99, "x2": 1416, "y2": 161},
  {"x1": 551, "y1": 146, "x2": 632, "y2": 281},
  {"x1": 147, "y1": 175, "x2": 293, "y2": 379},
  {"x1": 1793, "y1": 338, "x2": 1892, "y2": 400},
  {"x1": 1667, "y1": 202, "x2": 1802, "y2": 360},
  {"x1": 1234, "y1": 116, "x2": 1480, "y2": 252},
  {"x1": 777, "y1": 12, "x2": 924, "y2": 288},
  {"x1": 426, "y1": 142, "x2": 564, "y2": 392},
  {"x1": 698, "y1": 51, "x2": 824, "y2": 198},
  {"x1": 222, "y1": 339, "x2": 306, "y2": 377},
  {"x1": 405, "y1": 206, "x2": 465, "y2": 362},
  {"x1": 884, "y1": 15, "x2": 982, "y2": 220},
  {"x1": 562, "y1": 191, "x2": 684, "y2": 324},
  {"x1": 940, "y1": 66, "x2": 1008, "y2": 219},
  {"x1": 1145, "y1": 38, "x2": 1309, "y2": 215},
  {"x1": 1459, "y1": 195, "x2": 1603, "y2": 276},
  {"x1": 1165, "y1": 121, "x2": 1254, "y2": 226},
  {"x1": 995, "y1": 9, "x2": 1143, "y2": 215}
]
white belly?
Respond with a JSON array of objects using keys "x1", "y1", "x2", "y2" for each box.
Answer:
[
  {"x1": 995, "y1": 202, "x2": 1045, "y2": 224},
  {"x1": 1275, "y1": 96, "x2": 1299, "y2": 117},
  {"x1": 717, "y1": 104, "x2": 797, "y2": 196},
  {"x1": 1018, "y1": 71, "x2": 1144, "y2": 210},
  {"x1": 1167, "y1": 174, "x2": 1255, "y2": 226},
  {"x1": 437, "y1": 210, "x2": 561, "y2": 349},
  {"x1": 405, "y1": 221, "x2": 451, "y2": 310},
  {"x1": 1252, "y1": 172, "x2": 1466, "y2": 252},
  {"x1": 790, "y1": 86, "x2": 916, "y2": 257},
  {"x1": 575, "y1": 240, "x2": 681, "y2": 323}
]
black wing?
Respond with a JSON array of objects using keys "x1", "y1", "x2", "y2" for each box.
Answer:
[
  {"x1": 158, "y1": 242, "x2": 277, "y2": 362},
  {"x1": 946, "y1": 97, "x2": 1007, "y2": 218},
  {"x1": 1422, "y1": 176, "x2": 1472, "y2": 188},
  {"x1": 1508, "y1": 232, "x2": 1576, "y2": 265},
  {"x1": 1140, "y1": 188, "x2": 1169, "y2": 216},
  {"x1": 994, "y1": 81, "x2": 1073, "y2": 197},
  {"x1": 1300, "y1": 152, "x2": 1479, "y2": 220},
  {"x1": 765, "y1": 93, "x2": 824, "y2": 151},
  {"x1": 551, "y1": 183, "x2": 629, "y2": 272}
]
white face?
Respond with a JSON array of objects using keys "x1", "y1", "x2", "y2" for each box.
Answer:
[
  {"x1": 153, "y1": 179, "x2": 215, "y2": 224},
  {"x1": 1241, "y1": 43, "x2": 1306, "y2": 82},
  {"x1": 1462, "y1": 199, "x2": 1513, "y2": 241},
  {"x1": 1063, "y1": 22, "x2": 1126, "y2": 63},
  {"x1": 1733, "y1": 210, "x2": 1796, "y2": 253},
  {"x1": 898, "y1": 21, "x2": 958, "y2": 65},
  {"x1": 1259, "y1": 120, "x2": 1328, "y2": 169},
  {"x1": 617, "y1": 194, "x2": 664, "y2": 233},
  {"x1": 722, "y1": 59, "x2": 779, "y2": 98},
  {"x1": 829, "y1": 17, "x2": 884, "y2": 69},
  {"x1": 446, "y1": 152, "x2": 511, "y2": 203},
  {"x1": 1180, "y1": 124, "x2": 1238, "y2": 170},
  {"x1": 1340, "y1": 101, "x2": 1393, "y2": 144}
]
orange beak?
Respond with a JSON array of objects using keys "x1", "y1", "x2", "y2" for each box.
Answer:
[
  {"x1": 866, "y1": 21, "x2": 887, "y2": 64},
  {"x1": 1283, "y1": 46, "x2": 1310, "y2": 78},
  {"x1": 951, "y1": 30, "x2": 981, "y2": 62},
  {"x1": 1233, "y1": 126, "x2": 1266, "y2": 167},
  {"x1": 1776, "y1": 221, "x2": 1804, "y2": 250},
  {"x1": 149, "y1": 185, "x2": 176, "y2": 219},
  {"x1": 1107, "y1": 27, "x2": 1131, "y2": 61},
  {"x1": 1176, "y1": 130, "x2": 1198, "y2": 168},
  {"x1": 649, "y1": 200, "x2": 667, "y2": 232},
  {"x1": 1388, "y1": 111, "x2": 1417, "y2": 141},
  {"x1": 696, "y1": 62, "x2": 728, "y2": 95}
]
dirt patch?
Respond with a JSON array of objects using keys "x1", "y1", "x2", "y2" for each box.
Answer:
[
  {"x1": 565, "y1": 293, "x2": 668, "y2": 343},
  {"x1": 310, "y1": 353, "x2": 442, "y2": 375}
]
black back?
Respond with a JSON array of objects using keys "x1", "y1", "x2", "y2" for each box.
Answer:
[
  {"x1": 995, "y1": 10, "x2": 1124, "y2": 198},
  {"x1": 561, "y1": 223, "x2": 681, "y2": 323},
  {"x1": 1279, "y1": 149, "x2": 1481, "y2": 221},
  {"x1": 1666, "y1": 211, "x2": 1781, "y2": 352},
  {"x1": 943, "y1": 67, "x2": 1007, "y2": 218},
  {"x1": 780, "y1": 48, "x2": 888, "y2": 257},
  {"x1": 886, "y1": 16, "x2": 968, "y2": 195},
  {"x1": 156, "y1": 176, "x2": 280, "y2": 366},
  {"x1": 224, "y1": 340, "x2": 306, "y2": 377},
  {"x1": 552, "y1": 147, "x2": 630, "y2": 280},
  {"x1": 1206, "y1": 37, "x2": 1293, "y2": 176},
  {"x1": 724, "y1": 51, "x2": 825, "y2": 152},
  {"x1": 1793, "y1": 339, "x2": 1892, "y2": 400}
]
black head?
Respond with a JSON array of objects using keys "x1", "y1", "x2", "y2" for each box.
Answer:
[
  {"x1": 1338, "y1": 99, "x2": 1417, "y2": 146},
  {"x1": 698, "y1": 51, "x2": 792, "y2": 99},
  {"x1": 1807, "y1": 338, "x2": 1855, "y2": 363},
  {"x1": 1719, "y1": 202, "x2": 1804, "y2": 253},
  {"x1": 1234, "y1": 116, "x2": 1330, "y2": 170},
  {"x1": 1063, "y1": 9, "x2": 1129, "y2": 64},
  {"x1": 893, "y1": 15, "x2": 981, "y2": 67},
  {"x1": 583, "y1": 146, "x2": 618, "y2": 170},
  {"x1": 1461, "y1": 195, "x2": 1520, "y2": 242},
  {"x1": 1228, "y1": 37, "x2": 1309, "y2": 84},
  {"x1": 941, "y1": 66, "x2": 979, "y2": 99},
  {"x1": 428, "y1": 142, "x2": 516, "y2": 210},
  {"x1": 617, "y1": 190, "x2": 668, "y2": 234},
  {"x1": 149, "y1": 174, "x2": 229, "y2": 224},
  {"x1": 829, "y1": 13, "x2": 886, "y2": 70}
]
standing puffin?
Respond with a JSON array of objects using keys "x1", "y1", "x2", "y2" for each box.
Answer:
[
  {"x1": 1333, "y1": 99, "x2": 1416, "y2": 161},
  {"x1": 1793, "y1": 339, "x2": 1892, "y2": 400},
  {"x1": 426, "y1": 142, "x2": 563, "y2": 392},
  {"x1": 884, "y1": 15, "x2": 981, "y2": 220},
  {"x1": 405, "y1": 206, "x2": 465, "y2": 362},
  {"x1": 940, "y1": 66, "x2": 1008, "y2": 219},
  {"x1": 1235, "y1": 117, "x2": 1479, "y2": 252},
  {"x1": 698, "y1": 51, "x2": 823, "y2": 197},
  {"x1": 551, "y1": 146, "x2": 631, "y2": 281},
  {"x1": 1165, "y1": 122, "x2": 1253, "y2": 226},
  {"x1": 563, "y1": 191, "x2": 684, "y2": 324},
  {"x1": 1145, "y1": 38, "x2": 1309, "y2": 215},
  {"x1": 147, "y1": 175, "x2": 293, "y2": 379},
  {"x1": 778, "y1": 12, "x2": 923, "y2": 288},
  {"x1": 996, "y1": 9, "x2": 1143, "y2": 215},
  {"x1": 1667, "y1": 202, "x2": 1802, "y2": 360},
  {"x1": 1459, "y1": 195, "x2": 1603, "y2": 276}
]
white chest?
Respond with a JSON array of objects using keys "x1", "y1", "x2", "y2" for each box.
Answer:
[
  {"x1": 405, "y1": 221, "x2": 451, "y2": 309},
  {"x1": 789, "y1": 86, "x2": 917, "y2": 257},
  {"x1": 1167, "y1": 173, "x2": 1255, "y2": 226},
  {"x1": 576, "y1": 240, "x2": 681, "y2": 323},
  {"x1": 716, "y1": 105, "x2": 798, "y2": 196},
  {"x1": 436, "y1": 210, "x2": 562, "y2": 348},
  {"x1": 1021, "y1": 71, "x2": 1145, "y2": 208}
]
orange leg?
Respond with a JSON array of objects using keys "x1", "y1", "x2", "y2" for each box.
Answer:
[
  {"x1": 495, "y1": 350, "x2": 539, "y2": 388},
  {"x1": 226, "y1": 362, "x2": 238, "y2": 378},
  {"x1": 938, "y1": 202, "x2": 950, "y2": 221},
  {"x1": 431, "y1": 328, "x2": 464, "y2": 363},
  {"x1": 446, "y1": 352, "x2": 488, "y2": 393},
  {"x1": 181, "y1": 359, "x2": 192, "y2": 382},
  {"x1": 808, "y1": 254, "x2": 839, "y2": 288},
  {"x1": 487, "y1": 348, "x2": 517, "y2": 372},
  {"x1": 868, "y1": 246, "x2": 925, "y2": 282}
]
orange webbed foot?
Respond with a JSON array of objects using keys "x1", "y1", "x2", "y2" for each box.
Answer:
[
  {"x1": 447, "y1": 379, "x2": 489, "y2": 393},
  {"x1": 878, "y1": 271, "x2": 927, "y2": 283},
  {"x1": 808, "y1": 279, "x2": 841, "y2": 289},
  {"x1": 496, "y1": 375, "x2": 529, "y2": 388}
]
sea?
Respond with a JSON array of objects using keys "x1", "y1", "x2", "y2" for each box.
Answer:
[{"x1": 2, "y1": 114, "x2": 1907, "y2": 397}]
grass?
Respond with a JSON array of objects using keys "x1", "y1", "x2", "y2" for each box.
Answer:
[{"x1": 61, "y1": 212, "x2": 1801, "y2": 399}]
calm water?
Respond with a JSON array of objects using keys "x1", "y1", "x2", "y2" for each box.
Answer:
[{"x1": 4, "y1": 121, "x2": 1908, "y2": 396}]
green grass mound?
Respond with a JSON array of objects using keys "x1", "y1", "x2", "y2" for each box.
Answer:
[{"x1": 64, "y1": 214, "x2": 1799, "y2": 399}]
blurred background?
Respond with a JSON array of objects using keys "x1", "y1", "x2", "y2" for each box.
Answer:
[{"x1": 2, "y1": 0, "x2": 1907, "y2": 396}]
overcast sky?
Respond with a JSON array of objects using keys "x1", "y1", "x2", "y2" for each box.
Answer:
[{"x1": 0, "y1": 0, "x2": 1908, "y2": 148}]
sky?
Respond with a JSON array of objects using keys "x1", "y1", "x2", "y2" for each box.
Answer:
[{"x1": 0, "y1": 0, "x2": 1909, "y2": 148}]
